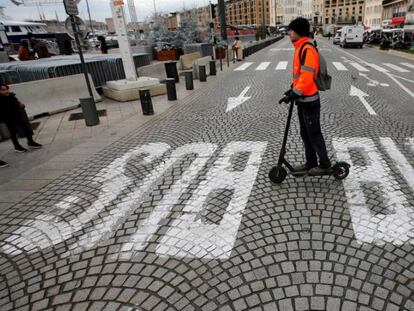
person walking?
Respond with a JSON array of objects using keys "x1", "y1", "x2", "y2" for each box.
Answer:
[
  {"x1": 0, "y1": 84, "x2": 42, "y2": 153},
  {"x1": 328, "y1": 32, "x2": 331, "y2": 41},
  {"x1": 97, "y1": 36, "x2": 108, "y2": 54},
  {"x1": 279, "y1": 17, "x2": 331, "y2": 175},
  {"x1": 231, "y1": 36, "x2": 243, "y2": 62}
]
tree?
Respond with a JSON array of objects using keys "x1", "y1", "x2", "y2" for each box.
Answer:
[
  {"x1": 148, "y1": 10, "x2": 202, "y2": 50},
  {"x1": 256, "y1": 25, "x2": 267, "y2": 41}
]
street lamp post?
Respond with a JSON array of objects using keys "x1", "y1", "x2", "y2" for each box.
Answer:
[
  {"x1": 85, "y1": 0, "x2": 95, "y2": 45},
  {"x1": 218, "y1": 0, "x2": 228, "y2": 41},
  {"x1": 262, "y1": 0, "x2": 266, "y2": 31}
]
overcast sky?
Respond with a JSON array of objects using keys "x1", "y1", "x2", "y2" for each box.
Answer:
[{"x1": 0, "y1": 0, "x2": 216, "y2": 22}]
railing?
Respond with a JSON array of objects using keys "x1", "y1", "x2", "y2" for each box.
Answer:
[
  {"x1": 0, "y1": 53, "x2": 152, "y2": 87},
  {"x1": 243, "y1": 35, "x2": 284, "y2": 58}
]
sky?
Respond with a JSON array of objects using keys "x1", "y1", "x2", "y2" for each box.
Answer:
[{"x1": 0, "y1": 0, "x2": 216, "y2": 22}]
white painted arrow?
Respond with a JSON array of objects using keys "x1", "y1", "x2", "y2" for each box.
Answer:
[
  {"x1": 226, "y1": 86, "x2": 251, "y2": 112},
  {"x1": 358, "y1": 73, "x2": 389, "y2": 87},
  {"x1": 350, "y1": 85, "x2": 377, "y2": 116}
]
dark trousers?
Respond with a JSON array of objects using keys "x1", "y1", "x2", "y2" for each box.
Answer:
[
  {"x1": 297, "y1": 100, "x2": 331, "y2": 168},
  {"x1": 3, "y1": 109, "x2": 34, "y2": 148}
]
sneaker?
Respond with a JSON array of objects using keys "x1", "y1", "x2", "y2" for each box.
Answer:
[
  {"x1": 15, "y1": 145, "x2": 28, "y2": 153},
  {"x1": 28, "y1": 141, "x2": 42, "y2": 149},
  {"x1": 0, "y1": 160, "x2": 8, "y2": 168},
  {"x1": 309, "y1": 166, "x2": 332, "y2": 175},
  {"x1": 292, "y1": 163, "x2": 317, "y2": 173}
]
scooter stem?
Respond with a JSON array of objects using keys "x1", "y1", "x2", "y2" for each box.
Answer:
[{"x1": 278, "y1": 100, "x2": 295, "y2": 165}]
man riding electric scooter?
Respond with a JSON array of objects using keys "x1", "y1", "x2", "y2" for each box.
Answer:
[
  {"x1": 269, "y1": 18, "x2": 350, "y2": 183},
  {"x1": 279, "y1": 17, "x2": 331, "y2": 176}
]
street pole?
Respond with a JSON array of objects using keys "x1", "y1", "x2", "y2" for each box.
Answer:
[
  {"x1": 218, "y1": 0, "x2": 227, "y2": 42},
  {"x1": 70, "y1": 15, "x2": 94, "y2": 99},
  {"x1": 85, "y1": 0, "x2": 95, "y2": 43},
  {"x1": 262, "y1": 0, "x2": 266, "y2": 37},
  {"x1": 209, "y1": 1, "x2": 216, "y2": 59}
]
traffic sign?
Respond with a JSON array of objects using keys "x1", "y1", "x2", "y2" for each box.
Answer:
[{"x1": 63, "y1": 0, "x2": 79, "y2": 16}]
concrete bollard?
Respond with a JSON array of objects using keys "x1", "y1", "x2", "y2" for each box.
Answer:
[
  {"x1": 166, "y1": 78, "x2": 177, "y2": 101},
  {"x1": 139, "y1": 89, "x2": 154, "y2": 115},
  {"x1": 185, "y1": 71, "x2": 194, "y2": 90},
  {"x1": 79, "y1": 97, "x2": 99, "y2": 127},
  {"x1": 199, "y1": 65, "x2": 207, "y2": 82},
  {"x1": 164, "y1": 61, "x2": 179, "y2": 83},
  {"x1": 209, "y1": 60, "x2": 217, "y2": 76}
]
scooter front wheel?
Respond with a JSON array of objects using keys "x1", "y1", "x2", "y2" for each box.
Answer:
[
  {"x1": 269, "y1": 166, "x2": 287, "y2": 184},
  {"x1": 333, "y1": 162, "x2": 350, "y2": 180}
]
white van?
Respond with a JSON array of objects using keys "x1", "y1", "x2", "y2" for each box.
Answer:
[
  {"x1": 340, "y1": 25, "x2": 364, "y2": 48},
  {"x1": 333, "y1": 29, "x2": 342, "y2": 44}
]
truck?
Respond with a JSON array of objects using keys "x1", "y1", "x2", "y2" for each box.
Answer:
[{"x1": 340, "y1": 25, "x2": 364, "y2": 48}]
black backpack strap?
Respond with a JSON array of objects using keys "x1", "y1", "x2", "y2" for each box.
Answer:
[{"x1": 299, "y1": 42, "x2": 318, "y2": 66}]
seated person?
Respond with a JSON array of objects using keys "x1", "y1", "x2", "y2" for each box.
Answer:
[
  {"x1": 18, "y1": 40, "x2": 35, "y2": 61},
  {"x1": 0, "y1": 84, "x2": 42, "y2": 152}
]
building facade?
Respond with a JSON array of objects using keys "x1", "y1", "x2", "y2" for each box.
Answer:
[
  {"x1": 365, "y1": 0, "x2": 382, "y2": 29},
  {"x1": 323, "y1": 0, "x2": 366, "y2": 24},
  {"x1": 276, "y1": 0, "x2": 285, "y2": 24},
  {"x1": 214, "y1": 0, "x2": 271, "y2": 27},
  {"x1": 382, "y1": 0, "x2": 410, "y2": 24},
  {"x1": 283, "y1": 0, "x2": 297, "y2": 24},
  {"x1": 313, "y1": 0, "x2": 324, "y2": 25},
  {"x1": 106, "y1": 18, "x2": 115, "y2": 33}
]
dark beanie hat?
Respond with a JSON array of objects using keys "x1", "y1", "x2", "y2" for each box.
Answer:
[{"x1": 288, "y1": 18, "x2": 310, "y2": 37}]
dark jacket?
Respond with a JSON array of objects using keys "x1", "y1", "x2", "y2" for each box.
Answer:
[
  {"x1": 0, "y1": 93, "x2": 24, "y2": 123},
  {"x1": 0, "y1": 93, "x2": 33, "y2": 136}
]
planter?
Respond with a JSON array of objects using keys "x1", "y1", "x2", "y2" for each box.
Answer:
[{"x1": 155, "y1": 49, "x2": 179, "y2": 61}]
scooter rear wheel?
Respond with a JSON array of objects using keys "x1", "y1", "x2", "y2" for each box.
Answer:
[
  {"x1": 333, "y1": 162, "x2": 350, "y2": 180},
  {"x1": 269, "y1": 166, "x2": 287, "y2": 184}
]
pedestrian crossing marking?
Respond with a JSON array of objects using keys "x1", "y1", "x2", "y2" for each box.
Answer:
[
  {"x1": 367, "y1": 63, "x2": 390, "y2": 73},
  {"x1": 270, "y1": 48, "x2": 294, "y2": 51},
  {"x1": 383, "y1": 63, "x2": 410, "y2": 73},
  {"x1": 233, "y1": 61, "x2": 411, "y2": 74},
  {"x1": 332, "y1": 62, "x2": 348, "y2": 71},
  {"x1": 401, "y1": 63, "x2": 414, "y2": 69},
  {"x1": 234, "y1": 62, "x2": 253, "y2": 71},
  {"x1": 349, "y1": 62, "x2": 369, "y2": 72},
  {"x1": 275, "y1": 61, "x2": 288, "y2": 70},
  {"x1": 255, "y1": 62, "x2": 271, "y2": 71}
]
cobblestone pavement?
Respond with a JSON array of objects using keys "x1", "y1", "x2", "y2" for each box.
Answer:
[{"x1": 1, "y1": 37, "x2": 414, "y2": 311}]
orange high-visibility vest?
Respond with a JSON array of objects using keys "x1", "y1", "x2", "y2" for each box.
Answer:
[{"x1": 292, "y1": 37, "x2": 320, "y2": 103}]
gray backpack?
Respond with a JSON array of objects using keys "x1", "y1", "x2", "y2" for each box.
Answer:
[{"x1": 299, "y1": 42, "x2": 332, "y2": 91}]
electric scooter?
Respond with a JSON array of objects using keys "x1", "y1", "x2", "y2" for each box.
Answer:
[{"x1": 269, "y1": 100, "x2": 350, "y2": 184}]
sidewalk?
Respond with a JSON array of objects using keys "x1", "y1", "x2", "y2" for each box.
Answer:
[
  {"x1": 364, "y1": 43, "x2": 414, "y2": 61},
  {"x1": 0, "y1": 60, "x2": 237, "y2": 211}
]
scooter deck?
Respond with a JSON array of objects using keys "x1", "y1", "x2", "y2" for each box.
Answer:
[{"x1": 290, "y1": 169, "x2": 334, "y2": 177}]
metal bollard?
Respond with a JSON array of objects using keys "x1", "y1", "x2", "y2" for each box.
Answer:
[
  {"x1": 139, "y1": 89, "x2": 154, "y2": 115},
  {"x1": 226, "y1": 48, "x2": 230, "y2": 67},
  {"x1": 220, "y1": 57, "x2": 223, "y2": 71},
  {"x1": 80, "y1": 97, "x2": 99, "y2": 126},
  {"x1": 199, "y1": 65, "x2": 207, "y2": 82},
  {"x1": 166, "y1": 78, "x2": 177, "y2": 101},
  {"x1": 164, "y1": 61, "x2": 179, "y2": 83},
  {"x1": 209, "y1": 60, "x2": 216, "y2": 76},
  {"x1": 185, "y1": 71, "x2": 194, "y2": 90}
]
